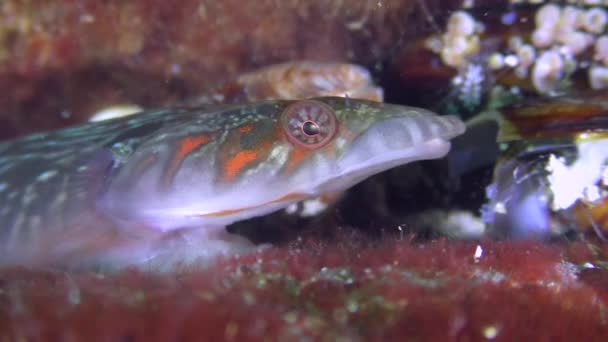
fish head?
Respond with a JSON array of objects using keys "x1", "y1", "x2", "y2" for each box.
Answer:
[{"x1": 100, "y1": 97, "x2": 465, "y2": 231}]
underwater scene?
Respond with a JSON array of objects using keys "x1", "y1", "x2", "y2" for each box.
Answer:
[{"x1": 1, "y1": 0, "x2": 608, "y2": 340}]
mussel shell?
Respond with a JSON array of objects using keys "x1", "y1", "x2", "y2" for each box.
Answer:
[{"x1": 499, "y1": 91, "x2": 608, "y2": 142}]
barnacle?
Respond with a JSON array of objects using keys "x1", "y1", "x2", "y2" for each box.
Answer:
[{"x1": 425, "y1": 2, "x2": 608, "y2": 97}]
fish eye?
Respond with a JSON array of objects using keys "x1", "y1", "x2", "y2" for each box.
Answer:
[
  {"x1": 282, "y1": 100, "x2": 337, "y2": 149},
  {"x1": 302, "y1": 121, "x2": 320, "y2": 136}
]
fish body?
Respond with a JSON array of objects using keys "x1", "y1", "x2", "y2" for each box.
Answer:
[{"x1": 0, "y1": 97, "x2": 465, "y2": 270}]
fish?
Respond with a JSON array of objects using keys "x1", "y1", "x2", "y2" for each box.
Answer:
[{"x1": 0, "y1": 97, "x2": 465, "y2": 270}]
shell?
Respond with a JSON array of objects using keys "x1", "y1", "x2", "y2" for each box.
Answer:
[{"x1": 481, "y1": 91, "x2": 608, "y2": 239}]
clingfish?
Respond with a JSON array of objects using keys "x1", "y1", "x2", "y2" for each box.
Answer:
[{"x1": 0, "y1": 97, "x2": 465, "y2": 270}]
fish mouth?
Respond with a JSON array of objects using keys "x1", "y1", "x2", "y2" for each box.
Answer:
[
  {"x1": 314, "y1": 138, "x2": 453, "y2": 194},
  {"x1": 313, "y1": 114, "x2": 466, "y2": 193},
  {"x1": 196, "y1": 192, "x2": 306, "y2": 218}
]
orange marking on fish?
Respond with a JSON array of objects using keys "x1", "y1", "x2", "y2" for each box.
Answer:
[
  {"x1": 224, "y1": 150, "x2": 259, "y2": 181},
  {"x1": 319, "y1": 191, "x2": 343, "y2": 204},
  {"x1": 285, "y1": 148, "x2": 311, "y2": 173},
  {"x1": 177, "y1": 135, "x2": 213, "y2": 160},
  {"x1": 239, "y1": 124, "x2": 253, "y2": 133},
  {"x1": 271, "y1": 192, "x2": 306, "y2": 203},
  {"x1": 199, "y1": 192, "x2": 306, "y2": 217},
  {"x1": 199, "y1": 207, "x2": 246, "y2": 218},
  {"x1": 162, "y1": 135, "x2": 213, "y2": 188}
]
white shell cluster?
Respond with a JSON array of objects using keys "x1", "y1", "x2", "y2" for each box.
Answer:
[
  {"x1": 504, "y1": 3, "x2": 608, "y2": 92},
  {"x1": 430, "y1": 2, "x2": 608, "y2": 94},
  {"x1": 425, "y1": 11, "x2": 482, "y2": 69}
]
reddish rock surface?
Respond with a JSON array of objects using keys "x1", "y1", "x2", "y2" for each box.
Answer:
[{"x1": 1, "y1": 233, "x2": 607, "y2": 341}]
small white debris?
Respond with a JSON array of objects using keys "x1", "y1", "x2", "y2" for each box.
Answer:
[
  {"x1": 482, "y1": 325, "x2": 499, "y2": 339},
  {"x1": 493, "y1": 202, "x2": 507, "y2": 214},
  {"x1": 284, "y1": 203, "x2": 299, "y2": 215},
  {"x1": 79, "y1": 13, "x2": 95, "y2": 23},
  {"x1": 36, "y1": 170, "x2": 58, "y2": 182},
  {"x1": 89, "y1": 104, "x2": 143, "y2": 122},
  {"x1": 299, "y1": 198, "x2": 329, "y2": 217},
  {"x1": 397, "y1": 225, "x2": 405, "y2": 240},
  {"x1": 473, "y1": 245, "x2": 483, "y2": 263},
  {"x1": 284, "y1": 197, "x2": 330, "y2": 217},
  {"x1": 452, "y1": 75, "x2": 464, "y2": 86}
]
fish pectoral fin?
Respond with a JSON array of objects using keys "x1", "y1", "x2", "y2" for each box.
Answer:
[{"x1": 94, "y1": 226, "x2": 259, "y2": 271}]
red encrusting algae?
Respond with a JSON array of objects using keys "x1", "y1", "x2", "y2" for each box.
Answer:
[{"x1": 1, "y1": 232, "x2": 607, "y2": 341}]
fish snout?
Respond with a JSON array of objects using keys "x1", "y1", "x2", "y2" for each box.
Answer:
[{"x1": 351, "y1": 114, "x2": 466, "y2": 156}]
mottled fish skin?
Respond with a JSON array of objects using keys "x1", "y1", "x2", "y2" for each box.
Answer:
[
  {"x1": 0, "y1": 97, "x2": 465, "y2": 269},
  {"x1": 0, "y1": 106, "x2": 207, "y2": 266}
]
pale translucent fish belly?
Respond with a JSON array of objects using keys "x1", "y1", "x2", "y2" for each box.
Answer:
[{"x1": 0, "y1": 97, "x2": 465, "y2": 269}]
